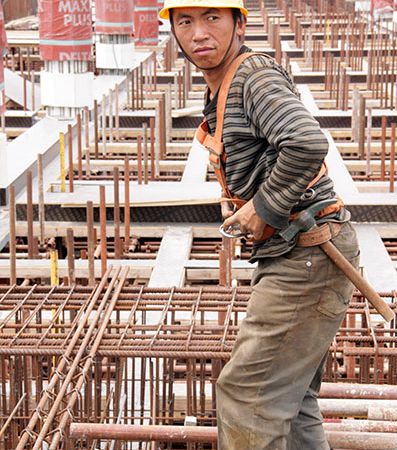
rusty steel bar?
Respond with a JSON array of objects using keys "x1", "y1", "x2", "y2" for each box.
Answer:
[
  {"x1": 113, "y1": 167, "x2": 121, "y2": 260},
  {"x1": 102, "y1": 94, "x2": 107, "y2": 154},
  {"x1": 115, "y1": 83, "x2": 120, "y2": 141},
  {"x1": 66, "y1": 228, "x2": 75, "y2": 285},
  {"x1": 137, "y1": 136, "x2": 143, "y2": 185},
  {"x1": 366, "y1": 107, "x2": 372, "y2": 178},
  {"x1": 324, "y1": 419, "x2": 397, "y2": 433},
  {"x1": 381, "y1": 116, "x2": 387, "y2": 180},
  {"x1": 28, "y1": 268, "x2": 126, "y2": 450},
  {"x1": 150, "y1": 117, "x2": 155, "y2": 181},
  {"x1": 9, "y1": 186, "x2": 16, "y2": 285},
  {"x1": 84, "y1": 106, "x2": 90, "y2": 150},
  {"x1": 69, "y1": 424, "x2": 397, "y2": 450},
  {"x1": 77, "y1": 112, "x2": 83, "y2": 180},
  {"x1": 46, "y1": 268, "x2": 129, "y2": 450},
  {"x1": 99, "y1": 185, "x2": 107, "y2": 277},
  {"x1": 67, "y1": 124, "x2": 74, "y2": 192},
  {"x1": 143, "y1": 122, "x2": 149, "y2": 185},
  {"x1": 94, "y1": 99, "x2": 99, "y2": 159},
  {"x1": 124, "y1": 156, "x2": 131, "y2": 251},
  {"x1": 37, "y1": 154, "x2": 45, "y2": 245},
  {"x1": 358, "y1": 95, "x2": 366, "y2": 160},
  {"x1": 320, "y1": 382, "x2": 397, "y2": 399},
  {"x1": 16, "y1": 268, "x2": 114, "y2": 449},
  {"x1": 390, "y1": 122, "x2": 396, "y2": 193},
  {"x1": 325, "y1": 430, "x2": 397, "y2": 450},
  {"x1": 369, "y1": 405, "x2": 397, "y2": 421},
  {"x1": 85, "y1": 146, "x2": 91, "y2": 178},
  {"x1": 87, "y1": 201, "x2": 95, "y2": 285},
  {"x1": 109, "y1": 89, "x2": 114, "y2": 143},
  {"x1": 70, "y1": 423, "x2": 218, "y2": 442},
  {"x1": 26, "y1": 170, "x2": 34, "y2": 259},
  {"x1": 0, "y1": 392, "x2": 26, "y2": 439}
]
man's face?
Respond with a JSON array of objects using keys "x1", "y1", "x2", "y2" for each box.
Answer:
[{"x1": 172, "y1": 7, "x2": 245, "y2": 70}]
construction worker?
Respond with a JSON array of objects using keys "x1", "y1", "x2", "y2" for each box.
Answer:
[{"x1": 159, "y1": 1, "x2": 360, "y2": 449}]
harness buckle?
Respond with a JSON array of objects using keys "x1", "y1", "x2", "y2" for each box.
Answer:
[{"x1": 208, "y1": 151, "x2": 221, "y2": 170}]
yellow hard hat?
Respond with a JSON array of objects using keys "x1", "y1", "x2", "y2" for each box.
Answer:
[{"x1": 159, "y1": 0, "x2": 248, "y2": 20}]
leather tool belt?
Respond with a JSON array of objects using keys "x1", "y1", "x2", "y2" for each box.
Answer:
[{"x1": 296, "y1": 222, "x2": 342, "y2": 247}]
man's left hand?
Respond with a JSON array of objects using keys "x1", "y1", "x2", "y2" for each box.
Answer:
[{"x1": 222, "y1": 199, "x2": 267, "y2": 241}]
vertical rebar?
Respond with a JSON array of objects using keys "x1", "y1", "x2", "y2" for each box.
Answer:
[
  {"x1": 114, "y1": 167, "x2": 121, "y2": 260},
  {"x1": 77, "y1": 113, "x2": 83, "y2": 180},
  {"x1": 358, "y1": 95, "x2": 366, "y2": 160},
  {"x1": 124, "y1": 157, "x2": 130, "y2": 251},
  {"x1": 99, "y1": 185, "x2": 107, "y2": 276},
  {"x1": 143, "y1": 123, "x2": 149, "y2": 185},
  {"x1": 37, "y1": 154, "x2": 45, "y2": 244},
  {"x1": 9, "y1": 185, "x2": 16, "y2": 285},
  {"x1": 26, "y1": 171, "x2": 34, "y2": 259},
  {"x1": 137, "y1": 136, "x2": 143, "y2": 185},
  {"x1": 67, "y1": 124, "x2": 74, "y2": 193},
  {"x1": 102, "y1": 94, "x2": 107, "y2": 154},
  {"x1": 94, "y1": 100, "x2": 99, "y2": 159},
  {"x1": 66, "y1": 228, "x2": 75, "y2": 285},
  {"x1": 381, "y1": 116, "x2": 387, "y2": 181},
  {"x1": 84, "y1": 106, "x2": 90, "y2": 150},
  {"x1": 390, "y1": 123, "x2": 396, "y2": 193},
  {"x1": 150, "y1": 117, "x2": 155, "y2": 181},
  {"x1": 60, "y1": 132, "x2": 66, "y2": 193},
  {"x1": 87, "y1": 201, "x2": 95, "y2": 285}
]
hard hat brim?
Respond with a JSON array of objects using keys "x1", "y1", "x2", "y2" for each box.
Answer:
[{"x1": 159, "y1": 5, "x2": 248, "y2": 20}]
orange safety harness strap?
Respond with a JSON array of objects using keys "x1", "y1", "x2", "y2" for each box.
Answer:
[{"x1": 195, "y1": 52, "x2": 339, "y2": 240}]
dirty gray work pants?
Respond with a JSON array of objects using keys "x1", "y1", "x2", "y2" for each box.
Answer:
[{"x1": 216, "y1": 222, "x2": 359, "y2": 450}]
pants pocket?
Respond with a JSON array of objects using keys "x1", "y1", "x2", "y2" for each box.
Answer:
[
  {"x1": 316, "y1": 254, "x2": 359, "y2": 319},
  {"x1": 317, "y1": 287, "x2": 350, "y2": 318}
]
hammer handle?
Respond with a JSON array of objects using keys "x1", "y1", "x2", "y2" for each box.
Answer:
[{"x1": 320, "y1": 240, "x2": 395, "y2": 322}]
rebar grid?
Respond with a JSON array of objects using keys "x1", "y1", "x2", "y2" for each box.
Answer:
[{"x1": 0, "y1": 281, "x2": 394, "y2": 449}]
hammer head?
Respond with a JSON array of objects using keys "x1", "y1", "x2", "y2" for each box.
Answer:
[{"x1": 279, "y1": 199, "x2": 337, "y2": 242}]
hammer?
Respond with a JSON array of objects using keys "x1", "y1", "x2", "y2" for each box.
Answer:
[{"x1": 280, "y1": 199, "x2": 395, "y2": 322}]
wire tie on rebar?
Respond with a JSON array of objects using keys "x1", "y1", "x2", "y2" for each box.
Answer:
[
  {"x1": 48, "y1": 427, "x2": 65, "y2": 441},
  {"x1": 66, "y1": 406, "x2": 75, "y2": 420},
  {"x1": 42, "y1": 387, "x2": 56, "y2": 401},
  {"x1": 24, "y1": 427, "x2": 37, "y2": 439},
  {"x1": 35, "y1": 406, "x2": 45, "y2": 421},
  {"x1": 61, "y1": 354, "x2": 72, "y2": 365},
  {"x1": 69, "y1": 386, "x2": 83, "y2": 404},
  {"x1": 54, "y1": 368, "x2": 66, "y2": 380}
]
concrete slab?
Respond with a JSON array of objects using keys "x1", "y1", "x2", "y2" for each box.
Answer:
[
  {"x1": 5, "y1": 68, "x2": 41, "y2": 110},
  {"x1": 354, "y1": 224, "x2": 397, "y2": 292},
  {"x1": 20, "y1": 181, "x2": 221, "y2": 207},
  {"x1": 0, "y1": 258, "x2": 154, "y2": 279},
  {"x1": 298, "y1": 84, "x2": 319, "y2": 114},
  {"x1": 148, "y1": 226, "x2": 193, "y2": 287},
  {"x1": 181, "y1": 140, "x2": 208, "y2": 184},
  {"x1": 0, "y1": 116, "x2": 74, "y2": 201},
  {"x1": 0, "y1": 212, "x2": 8, "y2": 250},
  {"x1": 323, "y1": 129, "x2": 359, "y2": 198}
]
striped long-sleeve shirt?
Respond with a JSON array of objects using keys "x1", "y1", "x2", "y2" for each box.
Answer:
[{"x1": 203, "y1": 46, "x2": 349, "y2": 259}]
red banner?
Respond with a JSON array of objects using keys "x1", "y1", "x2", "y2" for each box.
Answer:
[
  {"x1": 370, "y1": 0, "x2": 394, "y2": 14},
  {"x1": 38, "y1": 0, "x2": 92, "y2": 61},
  {"x1": 134, "y1": 0, "x2": 158, "y2": 46},
  {"x1": 95, "y1": 0, "x2": 134, "y2": 35}
]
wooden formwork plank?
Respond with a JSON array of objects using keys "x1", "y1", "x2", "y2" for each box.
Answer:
[{"x1": 148, "y1": 226, "x2": 193, "y2": 287}]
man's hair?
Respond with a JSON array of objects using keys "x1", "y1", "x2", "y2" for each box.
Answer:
[{"x1": 232, "y1": 8, "x2": 244, "y2": 23}]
